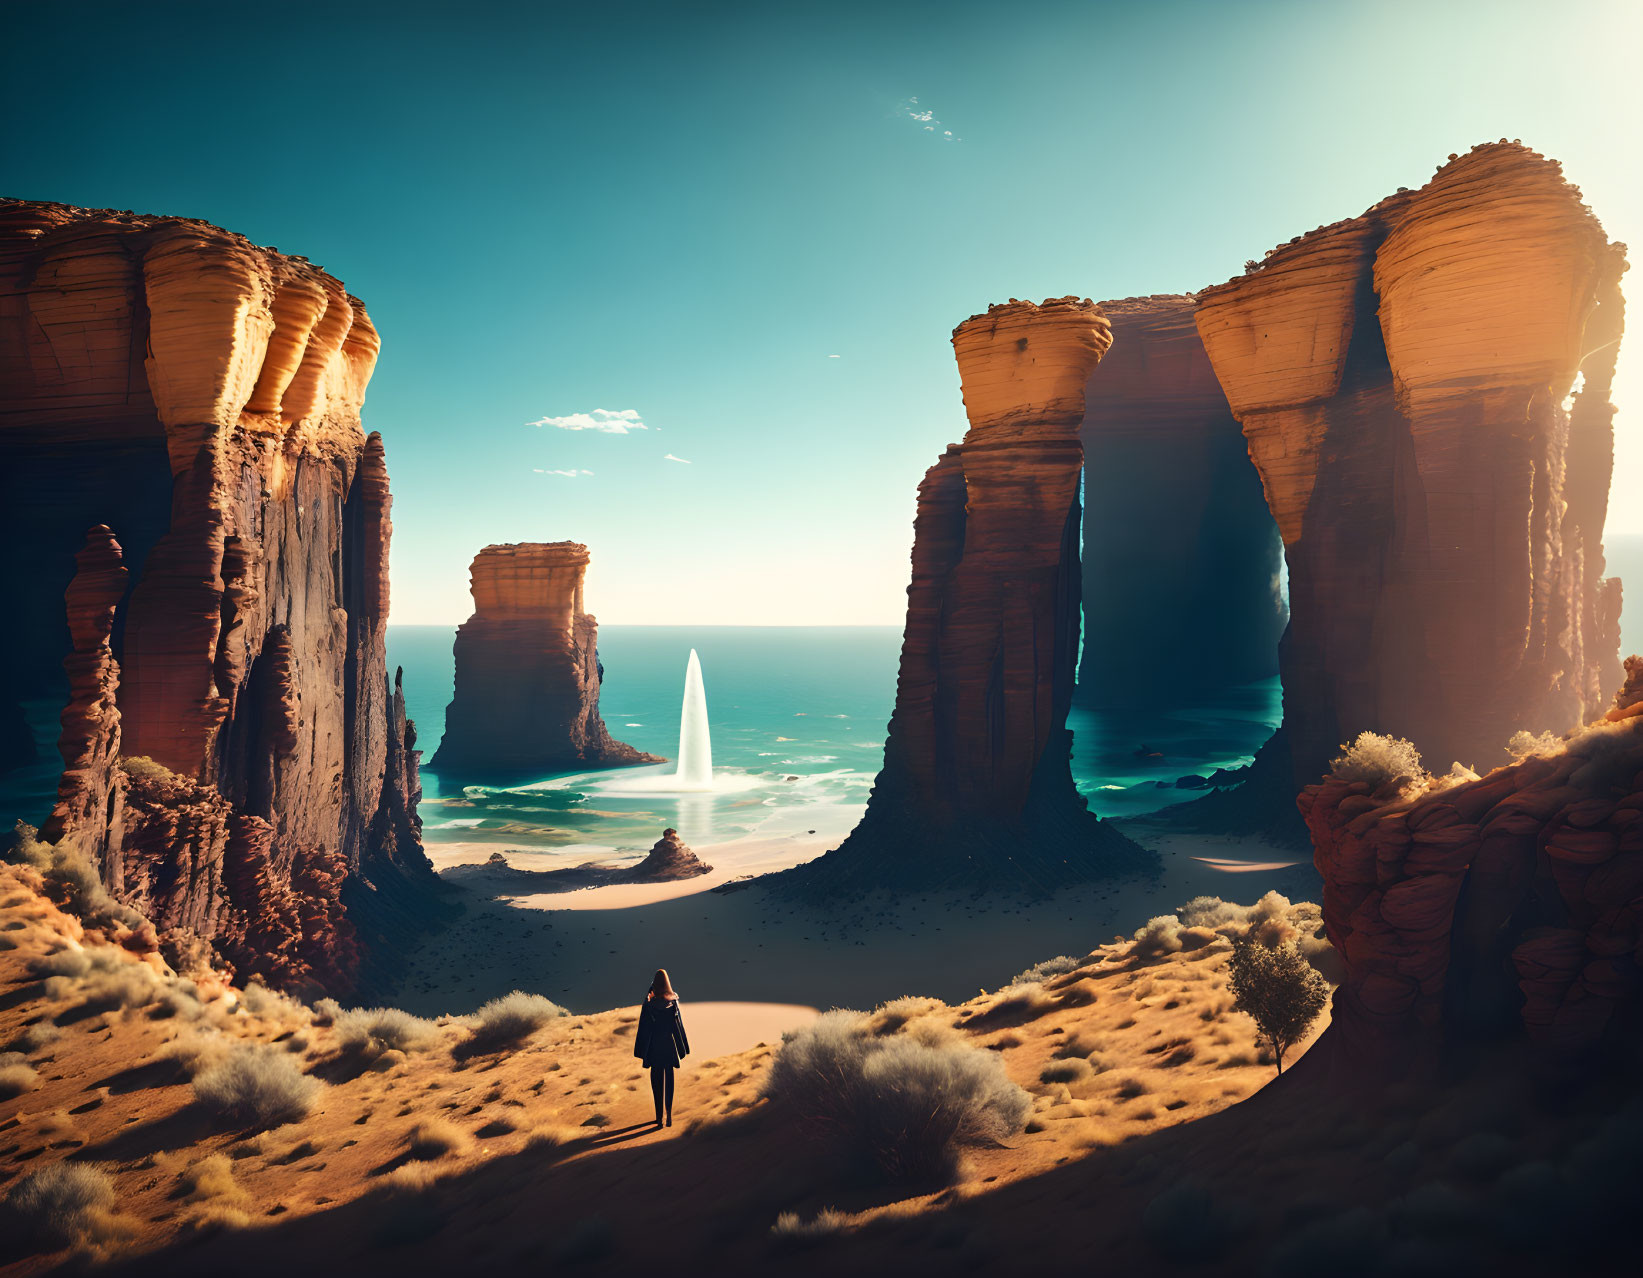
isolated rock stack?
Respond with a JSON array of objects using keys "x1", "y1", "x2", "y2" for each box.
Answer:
[
  {"x1": 0, "y1": 199, "x2": 439, "y2": 991},
  {"x1": 431, "y1": 542, "x2": 659, "y2": 776},
  {"x1": 1195, "y1": 143, "x2": 1626, "y2": 788},
  {"x1": 813, "y1": 298, "x2": 1150, "y2": 890},
  {"x1": 1077, "y1": 295, "x2": 1284, "y2": 707}
]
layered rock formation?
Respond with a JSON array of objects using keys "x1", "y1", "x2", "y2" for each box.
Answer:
[
  {"x1": 1196, "y1": 143, "x2": 1626, "y2": 788},
  {"x1": 1300, "y1": 657, "x2": 1643, "y2": 1079},
  {"x1": 1078, "y1": 296, "x2": 1283, "y2": 706},
  {"x1": 809, "y1": 298, "x2": 1150, "y2": 890},
  {"x1": 0, "y1": 199, "x2": 440, "y2": 991},
  {"x1": 431, "y1": 542, "x2": 658, "y2": 776}
]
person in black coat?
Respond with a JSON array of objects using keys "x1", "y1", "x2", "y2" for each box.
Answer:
[{"x1": 634, "y1": 967, "x2": 689, "y2": 1126}]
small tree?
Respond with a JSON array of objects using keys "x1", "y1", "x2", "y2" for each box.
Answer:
[{"x1": 1227, "y1": 934, "x2": 1329, "y2": 1076}]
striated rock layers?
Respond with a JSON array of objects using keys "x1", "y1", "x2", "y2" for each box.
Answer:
[
  {"x1": 0, "y1": 199, "x2": 440, "y2": 992},
  {"x1": 1300, "y1": 657, "x2": 1643, "y2": 1080},
  {"x1": 1078, "y1": 295, "x2": 1284, "y2": 706},
  {"x1": 809, "y1": 299, "x2": 1150, "y2": 891},
  {"x1": 1196, "y1": 143, "x2": 1626, "y2": 788},
  {"x1": 431, "y1": 543, "x2": 659, "y2": 776}
]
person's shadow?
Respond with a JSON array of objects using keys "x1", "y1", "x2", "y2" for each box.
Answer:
[{"x1": 580, "y1": 1121, "x2": 662, "y2": 1150}]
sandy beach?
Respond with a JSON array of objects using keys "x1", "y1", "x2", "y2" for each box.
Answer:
[{"x1": 384, "y1": 821, "x2": 1315, "y2": 1021}]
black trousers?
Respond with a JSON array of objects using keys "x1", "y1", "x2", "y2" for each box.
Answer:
[{"x1": 649, "y1": 1064, "x2": 675, "y2": 1117}]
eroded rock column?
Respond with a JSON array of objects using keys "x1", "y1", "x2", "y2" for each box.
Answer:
[
  {"x1": 431, "y1": 543, "x2": 659, "y2": 776},
  {"x1": 812, "y1": 298, "x2": 1149, "y2": 891}
]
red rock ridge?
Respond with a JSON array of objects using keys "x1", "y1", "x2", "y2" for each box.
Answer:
[
  {"x1": 1300, "y1": 657, "x2": 1643, "y2": 1078},
  {"x1": 430, "y1": 542, "x2": 660, "y2": 776},
  {"x1": 809, "y1": 299, "x2": 1150, "y2": 890},
  {"x1": 0, "y1": 199, "x2": 440, "y2": 992},
  {"x1": 1196, "y1": 142, "x2": 1626, "y2": 787}
]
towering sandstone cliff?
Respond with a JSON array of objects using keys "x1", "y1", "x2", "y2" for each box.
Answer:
[
  {"x1": 1195, "y1": 143, "x2": 1625, "y2": 789},
  {"x1": 810, "y1": 298, "x2": 1148, "y2": 890},
  {"x1": 431, "y1": 542, "x2": 658, "y2": 776},
  {"x1": 0, "y1": 199, "x2": 438, "y2": 991},
  {"x1": 1300, "y1": 658, "x2": 1643, "y2": 1080},
  {"x1": 1078, "y1": 295, "x2": 1284, "y2": 706}
]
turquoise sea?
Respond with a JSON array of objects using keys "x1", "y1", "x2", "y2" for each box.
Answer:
[{"x1": 389, "y1": 624, "x2": 1282, "y2": 862}]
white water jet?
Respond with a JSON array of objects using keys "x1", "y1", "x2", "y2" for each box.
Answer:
[{"x1": 674, "y1": 648, "x2": 713, "y2": 791}]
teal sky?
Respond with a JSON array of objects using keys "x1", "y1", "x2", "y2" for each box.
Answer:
[{"x1": 7, "y1": 0, "x2": 1640, "y2": 624}]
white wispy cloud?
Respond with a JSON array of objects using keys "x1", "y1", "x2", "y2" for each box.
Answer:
[
  {"x1": 663, "y1": 454, "x2": 692, "y2": 465},
  {"x1": 534, "y1": 468, "x2": 594, "y2": 478},
  {"x1": 527, "y1": 408, "x2": 647, "y2": 433},
  {"x1": 827, "y1": 354, "x2": 840, "y2": 359},
  {"x1": 901, "y1": 96, "x2": 960, "y2": 142}
]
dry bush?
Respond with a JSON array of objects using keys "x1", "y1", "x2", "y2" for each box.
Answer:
[
  {"x1": 1507, "y1": 729, "x2": 1560, "y2": 760},
  {"x1": 150, "y1": 983, "x2": 205, "y2": 1021},
  {"x1": 1040, "y1": 1058, "x2": 1094, "y2": 1085},
  {"x1": 463, "y1": 991, "x2": 566, "y2": 1053},
  {"x1": 28, "y1": 947, "x2": 92, "y2": 980},
  {"x1": 406, "y1": 1119, "x2": 470, "y2": 1160},
  {"x1": 7, "y1": 1022, "x2": 62, "y2": 1054},
  {"x1": 770, "y1": 1207, "x2": 849, "y2": 1248},
  {"x1": 47, "y1": 957, "x2": 159, "y2": 1016},
  {"x1": 965, "y1": 982, "x2": 1053, "y2": 1028},
  {"x1": 0, "y1": 1051, "x2": 40, "y2": 1098},
  {"x1": 239, "y1": 983, "x2": 303, "y2": 1019},
  {"x1": 1128, "y1": 915, "x2": 1218, "y2": 959},
  {"x1": 1010, "y1": 955, "x2": 1087, "y2": 986},
  {"x1": 177, "y1": 1154, "x2": 243, "y2": 1203},
  {"x1": 866, "y1": 995, "x2": 945, "y2": 1035},
  {"x1": 159, "y1": 1031, "x2": 231, "y2": 1080},
  {"x1": 336, "y1": 1006, "x2": 441, "y2": 1058},
  {"x1": 5, "y1": 821, "x2": 149, "y2": 935},
  {"x1": 1329, "y1": 731, "x2": 1424, "y2": 792},
  {"x1": 762, "y1": 1009, "x2": 1031, "y2": 1183},
  {"x1": 3, "y1": 1161, "x2": 128, "y2": 1255},
  {"x1": 193, "y1": 1044, "x2": 320, "y2": 1128}
]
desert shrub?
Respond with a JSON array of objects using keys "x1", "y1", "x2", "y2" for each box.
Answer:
[
  {"x1": 7, "y1": 1022, "x2": 62, "y2": 1054},
  {"x1": 770, "y1": 1207, "x2": 849, "y2": 1248},
  {"x1": 0, "y1": 1051, "x2": 40, "y2": 1098},
  {"x1": 150, "y1": 983, "x2": 204, "y2": 1021},
  {"x1": 965, "y1": 982, "x2": 1053, "y2": 1028},
  {"x1": 193, "y1": 1044, "x2": 320, "y2": 1128},
  {"x1": 118, "y1": 755, "x2": 174, "y2": 783},
  {"x1": 5, "y1": 821, "x2": 148, "y2": 934},
  {"x1": 336, "y1": 1006, "x2": 441, "y2": 1057},
  {"x1": 4, "y1": 1161, "x2": 125, "y2": 1253},
  {"x1": 310, "y1": 997, "x2": 343, "y2": 1026},
  {"x1": 1329, "y1": 732, "x2": 1424, "y2": 792},
  {"x1": 1228, "y1": 935, "x2": 1329, "y2": 1075},
  {"x1": 159, "y1": 1030, "x2": 231, "y2": 1080},
  {"x1": 177, "y1": 1154, "x2": 241, "y2": 1203},
  {"x1": 47, "y1": 957, "x2": 158, "y2": 1015},
  {"x1": 464, "y1": 991, "x2": 566, "y2": 1052},
  {"x1": 29, "y1": 947, "x2": 92, "y2": 980},
  {"x1": 867, "y1": 996, "x2": 945, "y2": 1035},
  {"x1": 1010, "y1": 955, "x2": 1085, "y2": 986},
  {"x1": 1144, "y1": 1178, "x2": 1242, "y2": 1261},
  {"x1": 406, "y1": 1119, "x2": 469, "y2": 1160},
  {"x1": 1130, "y1": 916, "x2": 1187, "y2": 958},
  {"x1": 1507, "y1": 729, "x2": 1560, "y2": 760},
  {"x1": 762, "y1": 1009, "x2": 1030, "y2": 1182},
  {"x1": 1039, "y1": 1058, "x2": 1094, "y2": 1085},
  {"x1": 238, "y1": 983, "x2": 301, "y2": 1019}
]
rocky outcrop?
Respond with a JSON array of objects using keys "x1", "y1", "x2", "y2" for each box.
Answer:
[
  {"x1": 0, "y1": 199, "x2": 441, "y2": 992},
  {"x1": 431, "y1": 542, "x2": 659, "y2": 777},
  {"x1": 1300, "y1": 658, "x2": 1643, "y2": 1079},
  {"x1": 625, "y1": 828, "x2": 711, "y2": 881},
  {"x1": 806, "y1": 298, "x2": 1151, "y2": 891},
  {"x1": 1078, "y1": 296, "x2": 1283, "y2": 706},
  {"x1": 1196, "y1": 143, "x2": 1626, "y2": 788}
]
